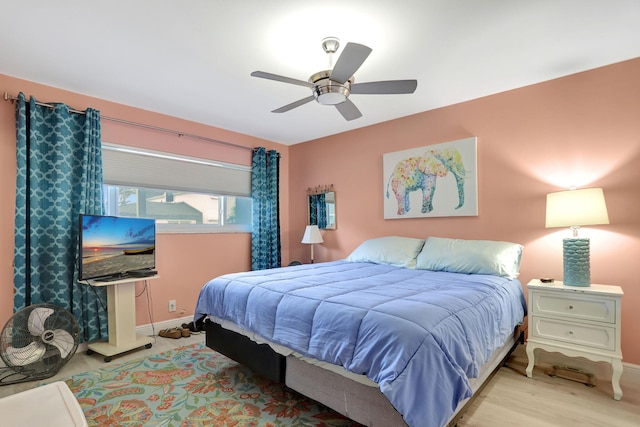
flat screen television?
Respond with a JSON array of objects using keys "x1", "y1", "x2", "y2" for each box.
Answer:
[{"x1": 79, "y1": 214, "x2": 156, "y2": 281}]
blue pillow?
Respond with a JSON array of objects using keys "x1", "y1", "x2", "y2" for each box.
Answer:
[
  {"x1": 416, "y1": 237, "x2": 523, "y2": 279},
  {"x1": 345, "y1": 236, "x2": 425, "y2": 269}
]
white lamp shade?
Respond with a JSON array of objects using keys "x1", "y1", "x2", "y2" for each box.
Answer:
[
  {"x1": 301, "y1": 225, "x2": 324, "y2": 244},
  {"x1": 545, "y1": 188, "x2": 610, "y2": 228}
]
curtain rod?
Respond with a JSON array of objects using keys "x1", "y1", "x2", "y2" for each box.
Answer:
[{"x1": 3, "y1": 91, "x2": 254, "y2": 152}]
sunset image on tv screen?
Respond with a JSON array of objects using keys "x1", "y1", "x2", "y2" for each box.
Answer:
[{"x1": 80, "y1": 215, "x2": 155, "y2": 280}]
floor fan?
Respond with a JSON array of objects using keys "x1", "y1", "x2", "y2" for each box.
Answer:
[{"x1": 0, "y1": 304, "x2": 80, "y2": 385}]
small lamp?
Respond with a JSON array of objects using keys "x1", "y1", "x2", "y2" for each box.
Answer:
[
  {"x1": 301, "y1": 225, "x2": 324, "y2": 263},
  {"x1": 545, "y1": 188, "x2": 609, "y2": 286}
]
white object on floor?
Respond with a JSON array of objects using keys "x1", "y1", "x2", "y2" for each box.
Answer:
[{"x1": 0, "y1": 381, "x2": 87, "y2": 426}]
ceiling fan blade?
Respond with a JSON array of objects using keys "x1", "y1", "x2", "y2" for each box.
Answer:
[
  {"x1": 251, "y1": 71, "x2": 314, "y2": 88},
  {"x1": 272, "y1": 95, "x2": 315, "y2": 113},
  {"x1": 335, "y1": 99, "x2": 362, "y2": 121},
  {"x1": 351, "y1": 80, "x2": 418, "y2": 95},
  {"x1": 330, "y1": 43, "x2": 372, "y2": 84}
]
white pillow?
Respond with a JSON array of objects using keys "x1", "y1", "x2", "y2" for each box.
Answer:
[
  {"x1": 345, "y1": 236, "x2": 425, "y2": 269},
  {"x1": 416, "y1": 237, "x2": 523, "y2": 279}
]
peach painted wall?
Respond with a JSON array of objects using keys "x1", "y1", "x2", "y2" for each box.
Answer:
[
  {"x1": 2, "y1": 58, "x2": 639, "y2": 366},
  {"x1": 0, "y1": 74, "x2": 290, "y2": 329},
  {"x1": 289, "y1": 58, "x2": 640, "y2": 365}
]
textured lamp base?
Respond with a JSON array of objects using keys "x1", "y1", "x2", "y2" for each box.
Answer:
[{"x1": 563, "y1": 238, "x2": 590, "y2": 287}]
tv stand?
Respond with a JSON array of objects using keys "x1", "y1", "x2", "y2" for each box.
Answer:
[{"x1": 84, "y1": 275, "x2": 159, "y2": 362}]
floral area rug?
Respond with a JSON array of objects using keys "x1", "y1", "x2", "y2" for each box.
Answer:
[{"x1": 61, "y1": 342, "x2": 362, "y2": 426}]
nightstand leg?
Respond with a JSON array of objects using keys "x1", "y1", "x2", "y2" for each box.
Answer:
[
  {"x1": 611, "y1": 358, "x2": 623, "y2": 400},
  {"x1": 525, "y1": 344, "x2": 536, "y2": 378}
]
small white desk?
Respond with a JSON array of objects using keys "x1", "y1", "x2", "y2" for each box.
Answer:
[{"x1": 83, "y1": 275, "x2": 158, "y2": 362}]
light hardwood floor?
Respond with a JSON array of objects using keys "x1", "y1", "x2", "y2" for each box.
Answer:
[
  {"x1": 459, "y1": 350, "x2": 640, "y2": 427},
  {"x1": 1, "y1": 340, "x2": 639, "y2": 426}
]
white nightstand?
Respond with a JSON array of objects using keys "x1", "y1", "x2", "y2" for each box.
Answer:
[{"x1": 525, "y1": 279, "x2": 623, "y2": 400}]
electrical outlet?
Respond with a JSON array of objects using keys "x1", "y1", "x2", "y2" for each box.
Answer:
[{"x1": 168, "y1": 300, "x2": 177, "y2": 312}]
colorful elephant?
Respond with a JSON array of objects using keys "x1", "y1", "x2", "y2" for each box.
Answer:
[{"x1": 386, "y1": 147, "x2": 466, "y2": 215}]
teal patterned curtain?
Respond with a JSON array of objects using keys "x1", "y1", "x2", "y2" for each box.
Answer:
[
  {"x1": 308, "y1": 195, "x2": 319, "y2": 226},
  {"x1": 251, "y1": 147, "x2": 281, "y2": 270},
  {"x1": 316, "y1": 193, "x2": 327, "y2": 229},
  {"x1": 308, "y1": 193, "x2": 327, "y2": 229},
  {"x1": 13, "y1": 93, "x2": 108, "y2": 342}
]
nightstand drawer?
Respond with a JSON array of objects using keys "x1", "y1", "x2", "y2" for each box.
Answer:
[
  {"x1": 530, "y1": 317, "x2": 616, "y2": 351},
  {"x1": 531, "y1": 292, "x2": 616, "y2": 323}
]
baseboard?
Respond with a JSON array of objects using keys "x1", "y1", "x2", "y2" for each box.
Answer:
[
  {"x1": 622, "y1": 362, "x2": 640, "y2": 386},
  {"x1": 78, "y1": 316, "x2": 194, "y2": 353},
  {"x1": 513, "y1": 344, "x2": 640, "y2": 386}
]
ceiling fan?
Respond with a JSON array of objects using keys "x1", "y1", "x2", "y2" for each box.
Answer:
[{"x1": 251, "y1": 37, "x2": 418, "y2": 121}]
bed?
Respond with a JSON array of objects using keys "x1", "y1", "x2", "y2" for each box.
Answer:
[{"x1": 194, "y1": 236, "x2": 527, "y2": 427}]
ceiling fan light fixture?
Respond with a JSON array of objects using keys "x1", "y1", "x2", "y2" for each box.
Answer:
[
  {"x1": 310, "y1": 70, "x2": 352, "y2": 105},
  {"x1": 314, "y1": 84, "x2": 349, "y2": 105}
]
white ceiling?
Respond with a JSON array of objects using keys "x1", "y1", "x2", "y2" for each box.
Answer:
[{"x1": 2, "y1": 1, "x2": 639, "y2": 145}]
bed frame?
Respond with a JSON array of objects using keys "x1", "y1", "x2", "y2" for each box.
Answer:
[{"x1": 205, "y1": 319, "x2": 526, "y2": 426}]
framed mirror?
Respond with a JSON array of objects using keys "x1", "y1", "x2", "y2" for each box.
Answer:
[{"x1": 308, "y1": 186, "x2": 336, "y2": 230}]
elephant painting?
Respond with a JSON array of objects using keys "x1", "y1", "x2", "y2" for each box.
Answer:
[{"x1": 386, "y1": 147, "x2": 466, "y2": 215}]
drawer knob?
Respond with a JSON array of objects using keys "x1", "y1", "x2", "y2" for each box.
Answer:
[
  {"x1": 568, "y1": 305, "x2": 574, "y2": 310},
  {"x1": 568, "y1": 331, "x2": 574, "y2": 335}
]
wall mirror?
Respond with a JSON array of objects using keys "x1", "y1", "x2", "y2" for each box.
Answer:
[{"x1": 308, "y1": 185, "x2": 336, "y2": 230}]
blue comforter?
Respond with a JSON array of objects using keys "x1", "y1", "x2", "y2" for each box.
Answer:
[{"x1": 195, "y1": 261, "x2": 526, "y2": 427}]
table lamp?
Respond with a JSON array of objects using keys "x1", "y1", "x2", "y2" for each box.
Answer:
[
  {"x1": 545, "y1": 188, "x2": 609, "y2": 286},
  {"x1": 301, "y1": 225, "x2": 323, "y2": 263}
]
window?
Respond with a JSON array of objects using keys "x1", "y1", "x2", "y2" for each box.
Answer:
[{"x1": 102, "y1": 144, "x2": 252, "y2": 233}]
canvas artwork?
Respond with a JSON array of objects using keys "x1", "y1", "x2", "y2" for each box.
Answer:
[{"x1": 383, "y1": 137, "x2": 478, "y2": 219}]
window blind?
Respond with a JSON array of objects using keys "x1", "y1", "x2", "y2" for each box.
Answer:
[{"x1": 102, "y1": 143, "x2": 252, "y2": 197}]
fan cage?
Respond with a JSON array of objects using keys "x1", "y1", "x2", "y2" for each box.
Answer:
[{"x1": 0, "y1": 304, "x2": 80, "y2": 377}]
